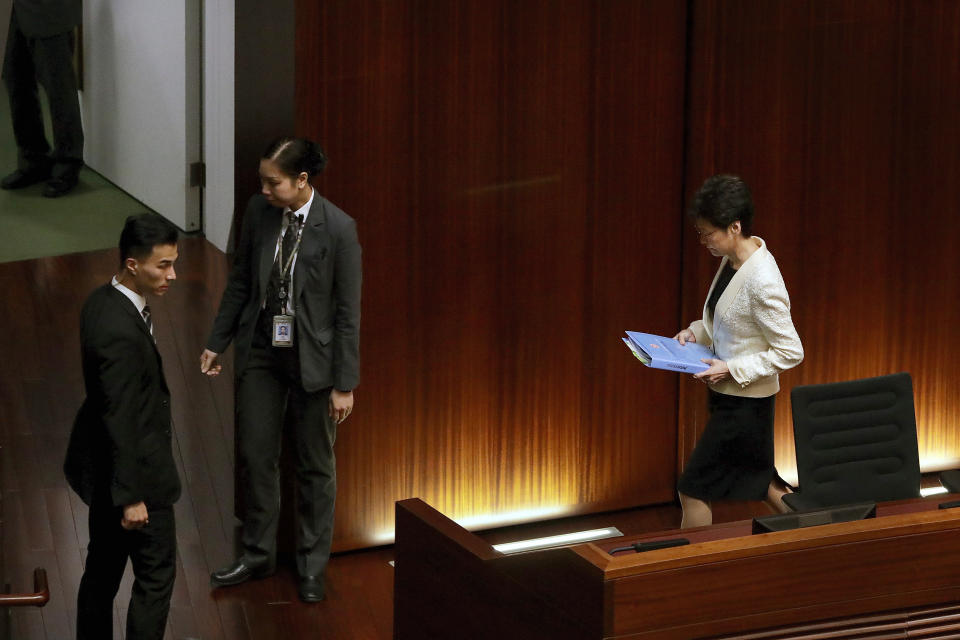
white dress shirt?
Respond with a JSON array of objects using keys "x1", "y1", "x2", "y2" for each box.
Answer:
[{"x1": 111, "y1": 275, "x2": 151, "y2": 334}]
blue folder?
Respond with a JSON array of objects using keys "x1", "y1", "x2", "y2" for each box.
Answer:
[{"x1": 623, "y1": 331, "x2": 714, "y2": 374}]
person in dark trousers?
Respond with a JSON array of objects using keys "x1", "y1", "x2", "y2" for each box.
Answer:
[
  {"x1": 1, "y1": 0, "x2": 84, "y2": 197},
  {"x1": 201, "y1": 136, "x2": 361, "y2": 603},
  {"x1": 64, "y1": 213, "x2": 181, "y2": 639}
]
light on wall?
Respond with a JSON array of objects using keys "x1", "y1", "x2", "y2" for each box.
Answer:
[
  {"x1": 371, "y1": 504, "x2": 572, "y2": 545},
  {"x1": 492, "y1": 527, "x2": 623, "y2": 554}
]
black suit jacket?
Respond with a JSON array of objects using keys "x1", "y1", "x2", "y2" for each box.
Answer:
[
  {"x1": 207, "y1": 193, "x2": 362, "y2": 393},
  {"x1": 13, "y1": 0, "x2": 82, "y2": 38},
  {"x1": 64, "y1": 284, "x2": 181, "y2": 508}
]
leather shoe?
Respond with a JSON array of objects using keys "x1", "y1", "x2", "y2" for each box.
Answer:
[
  {"x1": 1, "y1": 167, "x2": 51, "y2": 190},
  {"x1": 42, "y1": 174, "x2": 78, "y2": 198},
  {"x1": 210, "y1": 558, "x2": 275, "y2": 588},
  {"x1": 298, "y1": 575, "x2": 325, "y2": 602}
]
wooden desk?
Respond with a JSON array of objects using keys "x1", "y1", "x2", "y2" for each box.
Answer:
[{"x1": 394, "y1": 497, "x2": 960, "y2": 639}]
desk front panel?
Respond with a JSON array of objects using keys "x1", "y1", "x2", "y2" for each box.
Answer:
[{"x1": 583, "y1": 497, "x2": 960, "y2": 638}]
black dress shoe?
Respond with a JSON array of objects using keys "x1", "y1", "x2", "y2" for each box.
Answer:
[
  {"x1": 42, "y1": 174, "x2": 78, "y2": 198},
  {"x1": 1, "y1": 167, "x2": 51, "y2": 190},
  {"x1": 298, "y1": 576, "x2": 325, "y2": 602},
  {"x1": 210, "y1": 558, "x2": 275, "y2": 588}
]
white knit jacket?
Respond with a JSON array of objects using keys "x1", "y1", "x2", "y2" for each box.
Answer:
[{"x1": 688, "y1": 237, "x2": 804, "y2": 398}]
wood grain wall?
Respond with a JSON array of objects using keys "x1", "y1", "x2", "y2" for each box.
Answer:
[
  {"x1": 280, "y1": 0, "x2": 960, "y2": 549},
  {"x1": 294, "y1": 0, "x2": 688, "y2": 549},
  {"x1": 681, "y1": 0, "x2": 960, "y2": 483}
]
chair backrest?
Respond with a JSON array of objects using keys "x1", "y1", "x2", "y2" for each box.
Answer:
[{"x1": 791, "y1": 372, "x2": 920, "y2": 508}]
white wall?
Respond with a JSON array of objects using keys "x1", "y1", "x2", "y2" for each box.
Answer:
[
  {"x1": 4, "y1": 1, "x2": 233, "y2": 250},
  {"x1": 81, "y1": 0, "x2": 201, "y2": 232},
  {"x1": 202, "y1": 0, "x2": 234, "y2": 252},
  {"x1": 80, "y1": 0, "x2": 233, "y2": 250}
]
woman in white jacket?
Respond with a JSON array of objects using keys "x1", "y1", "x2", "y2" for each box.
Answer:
[{"x1": 673, "y1": 175, "x2": 804, "y2": 528}]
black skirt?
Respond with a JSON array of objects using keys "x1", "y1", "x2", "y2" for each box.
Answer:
[{"x1": 677, "y1": 390, "x2": 776, "y2": 501}]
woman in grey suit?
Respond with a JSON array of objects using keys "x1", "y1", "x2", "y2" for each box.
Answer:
[
  {"x1": 673, "y1": 174, "x2": 803, "y2": 528},
  {"x1": 200, "y1": 137, "x2": 361, "y2": 602}
]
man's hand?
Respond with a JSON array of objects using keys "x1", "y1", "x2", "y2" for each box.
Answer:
[
  {"x1": 329, "y1": 389, "x2": 354, "y2": 424},
  {"x1": 200, "y1": 349, "x2": 221, "y2": 376},
  {"x1": 121, "y1": 501, "x2": 149, "y2": 530},
  {"x1": 694, "y1": 359, "x2": 731, "y2": 385}
]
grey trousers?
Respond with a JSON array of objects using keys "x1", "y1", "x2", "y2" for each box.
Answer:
[
  {"x1": 3, "y1": 7, "x2": 84, "y2": 175},
  {"x1": 237, "y1": 339, "x2": 338, "y2": 578}
]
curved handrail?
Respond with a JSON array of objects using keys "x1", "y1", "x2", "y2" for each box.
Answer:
[{"x1": 0, "y1": 568, "x2": 49, "y2": 607}]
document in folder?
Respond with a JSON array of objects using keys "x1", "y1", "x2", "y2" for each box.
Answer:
[{"x1": 623, "y1": 331, "x2": 714, "y2": 374}]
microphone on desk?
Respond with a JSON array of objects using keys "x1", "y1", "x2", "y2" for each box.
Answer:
[{"x1": 608, "y1": 538, "x2": 690, "y2": 555}]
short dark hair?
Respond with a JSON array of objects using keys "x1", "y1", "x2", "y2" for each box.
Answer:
[
  {"x1": 263, "y1": 137, "x2": 327, "y2": 179},
  {"x1": 689, "y1": 174, "x2": 755, "y2": 236},
  {"x1": 119, "y1": 213, "x2": 179, "y2": 264}
]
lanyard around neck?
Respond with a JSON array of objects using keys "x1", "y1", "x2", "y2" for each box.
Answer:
[{"x1": 278, "y1": 216, "x2": 305, "y2": 281}]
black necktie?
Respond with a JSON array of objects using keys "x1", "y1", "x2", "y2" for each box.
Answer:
[
  {"x1": 281, "y1": 213, "x2": 300, "y2": 268},
  {"x1": 266, "y1": 213, "x2": 302, "y2": 315},
  {"x1": 142, "y1": 305, "x2": 153, "y2": 336}
]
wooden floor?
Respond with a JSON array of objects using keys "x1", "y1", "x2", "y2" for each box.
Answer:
[{"x1": 0, "y1": 238, "x2": 771, "y2": 639}]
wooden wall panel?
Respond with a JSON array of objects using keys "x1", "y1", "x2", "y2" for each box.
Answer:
[
  {"x1": 682, "y1": 1, "x2": 960, "y2": 484},
  {"x1": 295, "y1": 1, "x2": 688, "y2": 549},
  {"x1": 583, "y1": 1, "x2": 688, "y2": 508}
]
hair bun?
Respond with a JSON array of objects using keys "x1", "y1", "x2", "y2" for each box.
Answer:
[
  {"x1": 262, "y1": 136, "x2": 328, "y2": 178},
  {"x1": 305, "y1": 140, "x2": 328, "y2": 176}
]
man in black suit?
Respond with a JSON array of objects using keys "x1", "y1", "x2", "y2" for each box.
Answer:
[
  {"x1": 201, "y1": 137, "x2": 361, "y2": 602},
  {"x1": 2, "y1": 0, "x2": 84, "y2": 197},
  {"x1": 64, "y1": 213, "x2": 180, "y2": 640}
]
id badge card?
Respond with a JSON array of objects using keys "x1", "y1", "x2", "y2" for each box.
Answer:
[{"x1": 272, "y1": 314, "x2": 294, "y2": 347}]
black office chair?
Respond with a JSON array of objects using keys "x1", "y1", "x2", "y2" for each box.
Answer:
[
  {"x1": 782, "y1": 372, "x2": 921, "y2": 511},
  {"x1": 940, "y1": 470, "x2": 960, "y2": 493}
]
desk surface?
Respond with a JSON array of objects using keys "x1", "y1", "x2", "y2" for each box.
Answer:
[
  {"x1": 584, "y1": 493, "x2": 960, "y2": 572},
  {"x1": 604, "y1": 493, "x2": 956, "y2": 547}
]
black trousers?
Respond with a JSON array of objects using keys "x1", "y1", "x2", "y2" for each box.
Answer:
[
  {"x1": 76, "y1": 488, "x2": 176, "y2": 640},
  {"x1": 237, "y1": 323, "x2": 338, "y2": 578},
  {"x1": 2, "y1": 7, "x2": 84, "y2": 175}
]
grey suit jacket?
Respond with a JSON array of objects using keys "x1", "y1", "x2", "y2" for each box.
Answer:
[
  {"x1": 13, "y1": 0, "x2": 81, "y2": 38},
  {"x1": 207, "y1": 193, "x2": 362, "y2": 393}
]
